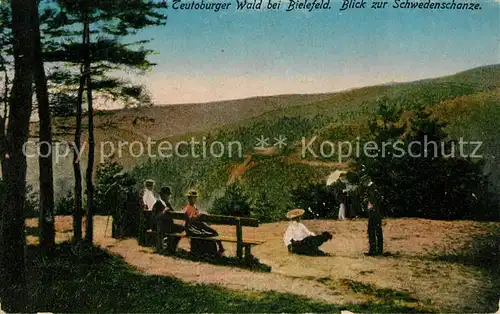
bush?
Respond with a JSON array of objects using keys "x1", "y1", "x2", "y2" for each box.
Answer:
[
  {"x1": 24, "y1": 184, "x2": 39, "y2": 218},
  {"x1": 94, "y1": 161, "x2": 124, "y2": 215},
  {"x1": 55, "y1": 191, "x2": 74, "y2": 215},
  {"x1": 251, "y1": 190, "x2": 287, "y2": 223},
  {"x1": 291, "y1": 183, "x2": 338, "y2": 219},
  {"x1": 210, "y1": 182, "x2": 252, "y2": 217}
]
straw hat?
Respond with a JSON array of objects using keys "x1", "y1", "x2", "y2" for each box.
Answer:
[
  {"x1": 185, "y1": 190, "x2": 198, "y2": 197},
  {"x1": 286, "y1": 208, "x2": 305, "y2": 219}
]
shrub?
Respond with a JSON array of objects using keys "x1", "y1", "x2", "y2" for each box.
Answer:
[
  {"x1": 94, "y1": 161, "x2": 124, "y2": 215},
  {"x1": 55, "y1": 191, "x2": 75, "y2": 215},
  {"x1": 291, "y1": 183, "x2": 338, "y2": 219},
  {"x1": 251, "y1": 190, "x2": 287, "y2": 223},
  {"x1": 210, "y1": 182, "x2": 252, "y2": 217},
  {"x1": 24, "y1": 185, "x2": 39, "y2": 218}
]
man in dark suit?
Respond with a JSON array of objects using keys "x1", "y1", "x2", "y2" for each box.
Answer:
[
  {"x1": 153, "y1": 186, "x2": 184, "y2": 253},
  {"x1": 365, "y1": 183, "x2": 384, "y2": 256}
]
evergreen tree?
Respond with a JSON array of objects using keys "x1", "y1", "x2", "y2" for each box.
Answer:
[
  {"x1": 33, "y1": 0, "x2": 56, "y2": 252},
  {"x1": 211, "y1": 182, "x2": 252, "y2": 217},
  {"x1": 0, "y1": 0, "x2": 36, "y2": 310},
  {"x1": 41, "y1": 0, "x2": 166, "y2": 242},
  {"x1": 0, "y1": 2, "x2": 12, "y2": 175},
  {"x1": 355, "y1": 98, "x2": 494, "y2": 220}
]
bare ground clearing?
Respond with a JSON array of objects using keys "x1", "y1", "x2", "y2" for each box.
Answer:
[{"x1": 26, "y1": 216, "x2": 499, "y2": 312}]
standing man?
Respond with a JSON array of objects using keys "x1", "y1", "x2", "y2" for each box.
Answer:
[
  {"x1": 105, "y1": 172, "x2": 140, "y2": 238},
  {"x1": 123, "y1": 176, "x2": 141, "y2": 237},
  {"x1": 284, "y1": 209, "x2": 333, "y2": 255},
  {"x1": 365, "y1": 183, "x2": 384, "y2": 256}
]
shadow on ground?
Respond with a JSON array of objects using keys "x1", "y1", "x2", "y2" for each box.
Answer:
[
  {"x1": 25, "y1": 225, "x2": 39, "y2": 237},
  {"x1": 316, "y1": 277, "x2": 427, "y2": 311},
  {"x1": 430, "y1": 224, "x2": 500, "y2": 312},
  {"x1": 20, "y1": 242, "x2": 434, "y2": 313},
  {"x1": 157, "y1": 248, "x2": 273, "y2": 272}
]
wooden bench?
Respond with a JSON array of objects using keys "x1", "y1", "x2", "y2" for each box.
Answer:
[{"x1": 144, "y1": 211, "x2": 265, "y2": 261}]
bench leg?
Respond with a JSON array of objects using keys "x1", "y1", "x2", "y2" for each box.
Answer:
[
  {"x1": 156, "y1": 231, "x2": 164, "y2": 253},
  {"x1": 236, "y1": 222, "x2": 243, "y2": 259},
  {"x1": 244, "y1": 245, "x2": 252, "y2": 262}
]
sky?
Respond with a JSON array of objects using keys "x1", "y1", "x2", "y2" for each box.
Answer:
[{"x1": 123, "y1": 0, "x2": 499, "y2": 105}]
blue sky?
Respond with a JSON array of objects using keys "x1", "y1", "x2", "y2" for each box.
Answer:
[{"x1": 127, "y1": 0, "x2": 499, "y2": 104}]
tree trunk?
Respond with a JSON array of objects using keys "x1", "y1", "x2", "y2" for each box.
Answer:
[
  {"x1": 0, "y1": 0, "x2": 35, "y2": 311},
  {"x1": 0, "y1": 62, "x2": 10, "y2": 175},
  {"x1": 72, "y1": 65, "x2": 84, "y2": 242},
  {"x1": 83, "y1": 19, "x2": 95, "y2": 244},
  {"x1": 72, "y1": 20, "x2": 87, "y2": 241},
  {"x1": 33, "y1": 0, "x2": 55, "y2": 252}
]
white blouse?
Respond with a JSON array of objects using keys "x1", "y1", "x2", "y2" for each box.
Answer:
[
  {"x1": 283, "y1": 221, "x2": 315, "y2": 247},
  {"x1": 142, "y1": 189, "x2": 157, "y2": 211}
]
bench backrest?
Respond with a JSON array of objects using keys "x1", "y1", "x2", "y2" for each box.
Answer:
[{"x1": 167, "y1": 211, "x2": 259, "y2": 227}]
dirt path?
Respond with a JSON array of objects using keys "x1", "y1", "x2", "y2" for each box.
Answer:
[{"x1": 93, "y1": 220, "x2": 362, "y2": 305}]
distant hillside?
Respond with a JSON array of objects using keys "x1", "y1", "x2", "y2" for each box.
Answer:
[
  {"x1": 26, "y1": 92, "x2": 337, "y2": 198},
  {"x1": 25, "y1": 65, "x2": 500, "y2": 212},
  {"x1": 130, "y1": 64, "x2": 500, "y2": 213}
]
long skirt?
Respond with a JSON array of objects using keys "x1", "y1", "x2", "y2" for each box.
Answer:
[
  {"x1": 185, "y1": 220, "x2": 220, "y2": 257},
  {"x1": 338, "y1": 203, "x2": 346, "y2": 220},
  {"x1": 185, "y1": 220, "x2": 219, "y2": 237},
  {"x1": 289, "y1": 233, "x2": 331, "y2": 255}
]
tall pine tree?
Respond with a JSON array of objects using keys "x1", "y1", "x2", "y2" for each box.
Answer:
[
  {"x1": 0, "y1": 0, "x2": 36, "y2": 310},
  {"x1": 42, "y1": 0, "x2": 166, "y2": 242}
]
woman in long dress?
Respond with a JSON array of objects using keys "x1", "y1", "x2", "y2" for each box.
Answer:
[
  {"x1": 184, "y1": 190, "x2": 225, "y2": 255},
  {"x1": 338, "y1": 202, "x2": 346, "y2": 220}
]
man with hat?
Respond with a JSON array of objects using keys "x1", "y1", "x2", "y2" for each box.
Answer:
[
  {"x1": 142, "y1": 179, "x2": 157, "y2": 211},
  {"x1": 140, "y1": 179, "x2": 158, "y2": 232},
  {"x1": 364, "y1": 181, "x2": 384, "y2": 256},
  {"x1": 284, "y1": 209, "x2": 333, "y2": 255},
  {"x1": 152, "y1": 186, "x2": 185, "y2": 253}
]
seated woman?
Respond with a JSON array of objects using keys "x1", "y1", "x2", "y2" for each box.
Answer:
[
  {"x1": 152, "y1": 186, "x2": 184, "y2": 253},
  {"x1": 183, "y1": 190, "x2": 225, "y2": 255},
  {"x1": 284, "y1": 209, "x2": 333, "y2": 255}
]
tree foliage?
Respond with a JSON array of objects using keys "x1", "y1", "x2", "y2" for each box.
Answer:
[
  {"x1": 94, "y1": 161, "x2": 124, "y2": 214},
  {"x1": 42, "y1": 0, "x2": 165, "y2": 115},
  {"x1": 211, "y1": 182, "x2": 252, "y2": 217},
  {"x1": 354, "y1": 98, "x2": 498, "y2": 220},
  {"x1": 291, "y1": 183, "x2": 338, "y2": 219}
]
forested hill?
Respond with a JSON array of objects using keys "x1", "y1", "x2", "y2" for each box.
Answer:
[{"x1": 26, "y1": 64, "x2": 500, "y2": 214}]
